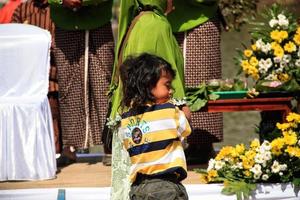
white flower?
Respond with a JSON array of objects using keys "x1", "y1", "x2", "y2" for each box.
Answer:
[
  {"x1": 280, "y1": 61, "x2": 288, "y2": 69},
  {"x1": 255, "y1": 39, "x2": 264, "y2": 50},
  {"x1": 261, "y1": 43, "x2": 272, "y2": 54},
  {"x1": 265, "y1": 73, "x2": 278, "y2": 81},
  {"x1": 207, "y1": 159, "x2": 215, "y2": 171},
  {"x1": 279, "y1": 172, "x2": 283, "y2": 176},
  {"x1": 263, "y1": 151, "x2": 272, "y2": 161},
  {"x1": 262, "y1": 174, "x2": 269, "y2": 181},
  {"x1": 271, "y1": 160, "x2": 281, "y2": 173},
  {"x1": 254, "y1": 173, "x2": 261, "y2": 180},
  {"x1": 171, "y1": 97, "x2": 187, "y2": 106},
  {"x1": 255, "y1": 154, "x2": 265, "y2": 164},
  {"x1": 269, "y1": 19, "x2": 278, "y2": 28},
  {"x1": 297, "y1": 48, "x2": 300, "y2": 57},
  {"x1": 277, "y1": 14, "x2": 287, "y2": 20},
  {"x1": 215, "y1": 160, "x2": 225, "y2": 170},
  {"x1": 250, "y1": 164, "x2": 262, "y2": 176},
  {"x1": 261, "y1": 141, "x2": 272, "y2": 151},
  {"x1": 259, "y1": 58, "x2": 273, "y2": 73},
  {"x1": 237, "y1": 162, "x2": 243, "y2": 169},
  {"x1": 295, "y1": 59, "x2": 300, "y2": 67},
  {"x1": 277, "y1": 14, "x2": 289, "y2": 28},
  {"x1": 282, "y1": 54, "x2": 291, "y2": 63},
  {"x1": 280, "y1": 164, "x2": 287, "y2": 171}
]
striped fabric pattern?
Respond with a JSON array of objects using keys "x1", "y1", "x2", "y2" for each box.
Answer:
[
  {"x1": 119, "y1": 103, "x2": 191, "y2": 183},
  {"x1": 11, "y1": 1, "x2": 55, "y2": 39}
]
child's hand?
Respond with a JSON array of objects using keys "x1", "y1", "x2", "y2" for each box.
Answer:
[{"x1": 181, "y1": 105, "x2": 191, "y2": 122}]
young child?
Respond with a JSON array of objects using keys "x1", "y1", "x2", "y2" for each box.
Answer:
[{"x1": 119, "y1": 53, "x2": 191, "y2": 200}]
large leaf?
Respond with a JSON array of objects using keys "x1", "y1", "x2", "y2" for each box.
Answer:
[
  {"x1": 222, "y1": 181, "x2": 257, "y2": 200},
  {"x1": 293, "y1": 177, "x2": 300, "y2": 187},
  {"x1": 189, "y1": 98, "x2": 207, "y2": 112}
]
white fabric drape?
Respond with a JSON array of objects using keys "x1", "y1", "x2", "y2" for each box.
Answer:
[
  {"x1": 0, "y1": 184, "x2": 298, "y2": 200},
  {"x1": 0, "y1": 24, "x2": 56, "y2": 181}
]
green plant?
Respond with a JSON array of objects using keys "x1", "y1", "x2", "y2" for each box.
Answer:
[
  {"x1": 235, "y1": 4, "x2": 300, "y2": 92},
  {"x1": 196, "y1": 112, "x2": 300, "y2": 200}
]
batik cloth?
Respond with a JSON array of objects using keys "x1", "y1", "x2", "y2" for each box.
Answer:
[
  {"x1": 53, "y1": 23, "x2": 114, "y2": 149},
  {"x1": 174, "y1": 17, "x2": 223, "y2": 144}
]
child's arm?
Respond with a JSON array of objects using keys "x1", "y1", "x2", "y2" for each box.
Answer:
[
  {"x1": 177, "y1": 109, "x2": 192, "y2": 139},
  {"x1": 181, "y1": 105, "x2": 191, "y2": 122}
]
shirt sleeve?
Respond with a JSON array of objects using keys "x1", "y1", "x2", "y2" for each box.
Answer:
[{"x1": 176, "y1": 108, "x2": 192, "y2": 139}]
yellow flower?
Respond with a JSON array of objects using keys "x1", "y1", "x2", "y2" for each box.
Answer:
[
  {"x1": 250, "y1": 139, "x2": 260, "y2": 149},
  {"x1": 271, "y1": 30, "x2": 287, "y2": 43},
  {"x1": 285, "y1": 146, "x2": 300, "y2": 157},
  {"x1": 284, "y1": 41, "x2": 296, "y2": 53},
  {"x1": 244, "y1": 170, "x2": 251, "y2": 177},
  {"x1": 207, "y1": 170, "x2": 218, "y2": 182},
  {"x1": 273, "y1": 46, "x2": 284, "y2": 58},
  {"x1": 279, "y1": 30, "x2": 288, "y2": 40},
  {"x1": 215, "y1": 146, "x2": 235, "y2": 160},
  {"x1": 286, "y1": 112, "x2": 300, "y2": 123},
  {"x1": 293, "y1": 34, "x2": 300, "y2": 46},
  {"x1": 245, "y1": 150, "x2": 256, "y2": 160},
  {"x1": 278, "y1": 73, "x2": 290, "y2": 82},
  {"x1": 251, "y1": 44, "x2": 257, "y2": 51},
  {"x1": 199, "y1": 173, "x2": 209, "y2": 184},
  {"x1": 271, "y1": 30, "x2": 281, "y2": 42},
  {"x1": 297, "y1": 27, "x2": 300, "y2": 35},
  {"x1": 249, "y1": 57, "x2": 259, "y2": 66},
  {"x1": 271, "y1": 138, "x2": 285, "y2": 155},
  {"x1": 235, "y1": 144, "x2": 245, "y2": 154},
  {"x1": 241, "y1": 156, "x2": 254, "y2": 169},
  {"x1": 283, "y1": 131, "x2": 298, "y2": 145},
  {"x1": 241, "y1": 60, "x2": 250, "y2": 69},
  {"x1": 271, "y1": 42, "x2": 280, "y2": 49},
  {"x1": 276, "y1": 122, "x2": 291, "y2": 131},
  {"x1": 244, "y1": 49, "x2": 253, "y2": 57}
]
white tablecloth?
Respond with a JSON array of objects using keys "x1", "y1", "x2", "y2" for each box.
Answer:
[{"x1": 0, "y1": 184, "x2": 298, "y2": 200}]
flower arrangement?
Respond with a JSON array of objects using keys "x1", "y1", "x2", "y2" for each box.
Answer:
[
  {"x1": 197, "y1": 112, "x2": 300, "y2": 200},
  {"x1": 236, "y1": 4, "x2": 300, "y2": 92}
]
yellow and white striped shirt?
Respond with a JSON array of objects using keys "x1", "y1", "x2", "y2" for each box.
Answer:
[{"x1": 119, "y1": 103, "x2": 191, "y2": 183}]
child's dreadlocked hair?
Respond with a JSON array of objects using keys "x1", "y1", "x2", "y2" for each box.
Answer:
[{"x1": 120, "y1": 53, "x2": 175, "y2": 111}]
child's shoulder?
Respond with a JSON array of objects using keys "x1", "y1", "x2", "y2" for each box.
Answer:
[{"x1": 121, "y1": 103, "x2": 177, "y2": 119}]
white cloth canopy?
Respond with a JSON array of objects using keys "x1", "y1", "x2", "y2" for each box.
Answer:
[{"x1": 0, "y1": 24, "x2": 56, "y2": 181}]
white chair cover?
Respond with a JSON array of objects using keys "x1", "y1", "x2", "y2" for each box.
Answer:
[{"x1": 0, "y1": 24, "x2": 56, "y2": 181}]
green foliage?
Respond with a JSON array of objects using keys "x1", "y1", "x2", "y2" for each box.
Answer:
[
  {"x1": 293, "y1": 177, "x2": 300, "y2": 187},
  {"x1": 185, "y1": 83, "x2": 210, "y2": 112},
  {"x1": 219, "y1": 0, "x2": 260, "y2": 31},
  {"x1": 185, "y1": 78, "x2": 248, "y2": 112},
  {"x1": 222, "y1": 181, "x2": 257, "y2": 200}
]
